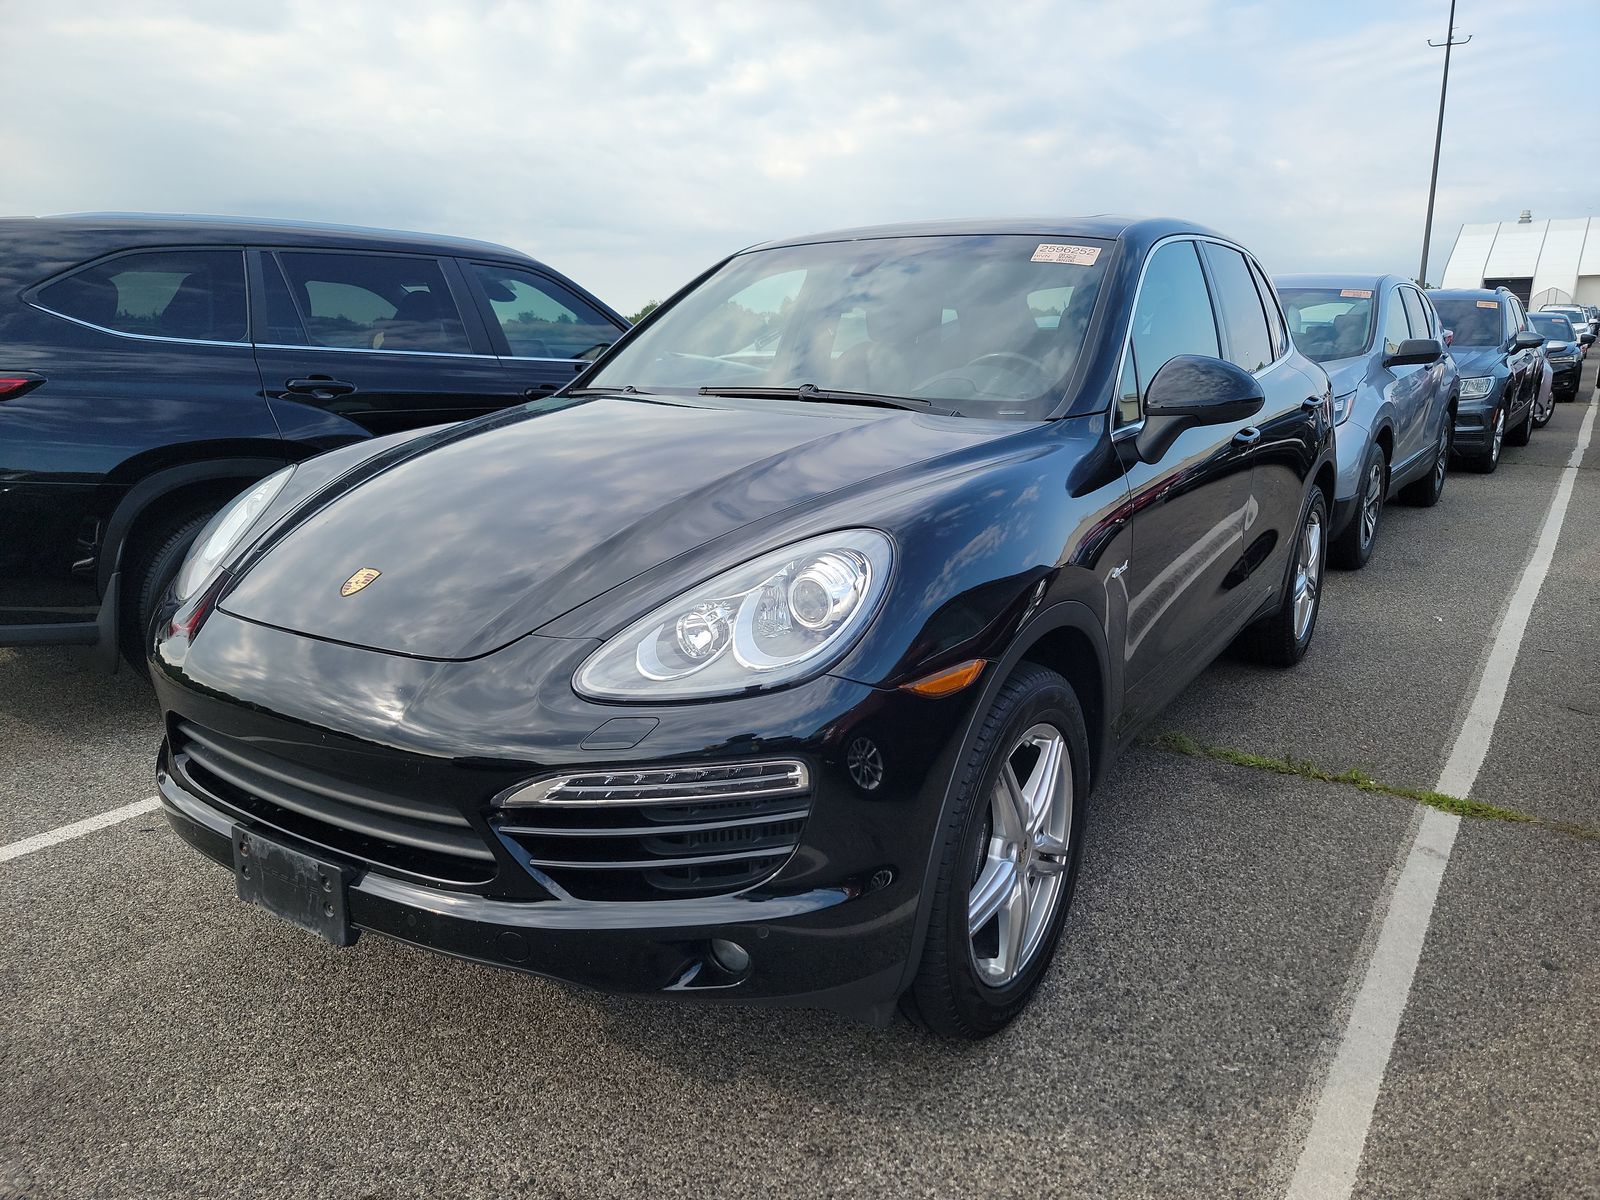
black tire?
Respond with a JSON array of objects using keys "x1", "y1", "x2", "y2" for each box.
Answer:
[
  {"x1": 900, "y1": 662, "x2": 1090, "y2": 1039},
  {"x1": 119, "y1": 510, "x2": 215, "y2": 671},
  {"x1": 1467, "y1": 405, "x2": 1505, "y2": 473},
  {"x1": 1236, "y1": 484, "x2": 1327, "y2": 667},
  {"x1": 1330, "y1": 442, "x2": 1385, "y2": 570},
  {"x1": 1400, "y1": 418, "x2": 1450, "y2": 507},
  {"x1": 1507, "y1": 393, "x2": 1534, "y2": 446}
]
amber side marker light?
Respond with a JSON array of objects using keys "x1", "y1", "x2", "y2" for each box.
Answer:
[{"x1": 901, "y1": 658, "x2": 987, "y2": 697}]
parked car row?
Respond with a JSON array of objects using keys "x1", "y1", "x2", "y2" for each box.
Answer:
[{"x1": 2, "y1": 212, "x2": 1587, "y2": 1038}]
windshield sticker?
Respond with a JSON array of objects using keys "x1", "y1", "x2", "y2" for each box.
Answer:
[
  {"x1": 1032, "y1": 243, "x2": 1101, "y2": 266},
  {"x1": 1340, "y1": 289, "x2": 1372, "y2": 299},
  {"x1": 1477, "y1": 300, "x2": 1499, "y2": 308}
]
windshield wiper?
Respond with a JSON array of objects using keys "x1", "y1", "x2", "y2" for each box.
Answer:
[{"x1": 698, "y1": 383, "x2": 933, "y2": 412}]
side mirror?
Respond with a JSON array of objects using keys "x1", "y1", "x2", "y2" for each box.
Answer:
[
  {"x1": 1134, "y1": 355, "x2": 1264, "y2": 463},
  {"x1": 1384, "y1": 337, "x2": 1444, "y2": 368},
  {"x1": 1513, "y1": 330, "x2": 1545, "y2": 351},
  {"x1": 1582, "y1": 332, "x2": 1596, "y2": 347},
  {"x1": 1443, "y1": 328, "x2": 1454, "y2": 346}
]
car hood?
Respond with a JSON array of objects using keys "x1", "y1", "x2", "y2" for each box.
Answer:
[
  {"x1": 1318, "y1": 356, "x2": 1369, "y2": 396},
  {"x1": 1448, "y1": 345, "x2": 1504, "y2": 375},
  {"x1": 219, "y1": 395, "x2": 1023, "y2": 659}
]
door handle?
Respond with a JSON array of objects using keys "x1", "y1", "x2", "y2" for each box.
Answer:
[
  {"x1": 522, "y1": 383, "x2": 559, "y2": 399},
  {"x1": 1233, "y1": 427, "x2": 1262, "y2": 447},
  {"x1": 284, "y1": 377, "x2": 356, "y2": 398}
]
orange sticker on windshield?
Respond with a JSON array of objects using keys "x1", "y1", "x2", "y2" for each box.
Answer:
[
  {"x1": 1031, "y1": 243, "x2": 1101, "y2": 265},
  {"x1": 1477, "y1": 300, "x2": 1499, "y2": 308},
  {"x1": 1340, "y1": 289, "x2": 1372, "y2": 298}
]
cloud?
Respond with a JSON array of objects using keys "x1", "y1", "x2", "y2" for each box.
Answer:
[{"x1": 1, "y1": 0, "x2": 1593, "y2": 309}]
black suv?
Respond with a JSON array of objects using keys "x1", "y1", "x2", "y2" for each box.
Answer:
[{"x1": 0, "y1": 214, "x2": 627, "y2": 666}]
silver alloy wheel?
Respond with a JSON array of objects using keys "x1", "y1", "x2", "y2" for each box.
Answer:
[
  {"x1": 1434, "y1": 428, "x2": 1448, "y2": 488},
  {"x1": 1360, "y1": 458, "x2": 1383, "y2": 547},
  {"x1": 968, "y1": 722, "x2": 1073, "y2": 988},
  {"x1": 1491, "y1": 407, "x2": 1505, "y2": 463},
  {"x1": 1293, "y1": 504, "x2": 1323, "y2": 641}
]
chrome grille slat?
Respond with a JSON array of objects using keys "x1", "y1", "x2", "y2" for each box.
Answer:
[
  {"x1": 497, "y1": 806, "x2": 810, "y2": 839},
  {"x1": 492, "y1": 759, "x2": 815, "y2": 901}
]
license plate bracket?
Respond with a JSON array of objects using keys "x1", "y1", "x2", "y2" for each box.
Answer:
[{"x1": 233, "y1": 827, "x2": 358, "y2": 946}]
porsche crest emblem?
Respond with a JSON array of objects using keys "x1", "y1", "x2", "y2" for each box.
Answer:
[{"x1": 339, "y1": 567, "x2": 382, "y2": 597}]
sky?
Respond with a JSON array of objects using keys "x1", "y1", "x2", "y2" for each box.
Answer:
[{"x1": 3, "y1": 0, "x2": 1598, "y2": 314}]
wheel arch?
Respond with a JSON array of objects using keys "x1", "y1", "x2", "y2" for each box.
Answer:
[
  {"x1": 97, "y1": 457, "x2": 290, "y2": 595},
  {"x1": 895, "y1": 599, "x2": 1114, "y2": 999}
]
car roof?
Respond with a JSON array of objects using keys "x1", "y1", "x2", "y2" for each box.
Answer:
[
  {"x1": 1273, "y1": 272, "x2": 1408, "y2": 291},
  {"x1": 743, "y1": 215, "x2": 1236, "y2": 257},
  {"x1": 1429, "y1": 286, "x2": 1512, "y2": 300},
  {"x1": 0, "y1": 212, "x2": 534, "y2": 262}
]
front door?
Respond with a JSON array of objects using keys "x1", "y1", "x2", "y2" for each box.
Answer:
[
  {"x1": 251, "y1": 248, "x2": 520, "y2": 451},
  {"x1": 1115, "y1": 239, "x2": 1256, "y2": 730}
]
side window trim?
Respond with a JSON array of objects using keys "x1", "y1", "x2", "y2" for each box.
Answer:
[
  {"x1": 250, "y1": 246, "x2": 494, "y2": 358},
  {"x1": 24, "y1": 245, "x2": 252, "y2": 348}
]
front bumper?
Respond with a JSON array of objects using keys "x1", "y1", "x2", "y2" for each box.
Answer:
[
  {"x1": 1452, "y1": 387, "x2": 1504, "y2": 451},
  {"x1": 1329, "y1": 412, "x2": 1372, "y2": 536},
  {"x1": 1549, "y1": 359, "x2": 1582, "y2": 394},
  {"x1": 150, "y1": 609, "x2": 980, "y2": 1018}
]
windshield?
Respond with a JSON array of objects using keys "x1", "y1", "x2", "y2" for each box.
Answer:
[
  {"x1": 1431, "y1": 297, "x2": 1503, "y2": 346},
  {"x1": 1278, "y1": 288, "x2": 1375, "y2": 362},
  {"x1": 587, "y1": 234, "x2": 1113, "y2": 419},
  {"x1": 1530, "y1": 313, "x2": 1573, "y2": 341}
]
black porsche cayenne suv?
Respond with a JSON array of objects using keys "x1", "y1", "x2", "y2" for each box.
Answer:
[
  {"x1": 151, "y1": 218, "x2": 1334, "y2": 1038},
  {"x1": 0, "y1": 214, "x2": 626, "y2": 667}
]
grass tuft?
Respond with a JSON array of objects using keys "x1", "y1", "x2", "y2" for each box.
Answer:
[{"x1": 1147, "y1": 731, "x2": 1592, "y2": 838}]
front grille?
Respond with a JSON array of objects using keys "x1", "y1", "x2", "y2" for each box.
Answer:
[
  {"x1": 494, "y1": 761, "x2": 813, "y2": 901},
  {"x1": 172, "y1": 721, "x2": 496, "y2": 884}
]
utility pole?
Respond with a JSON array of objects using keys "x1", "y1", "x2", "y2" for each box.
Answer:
[{"x1": 1418, "y1": 0, "x2": 1471, "y2": 287}]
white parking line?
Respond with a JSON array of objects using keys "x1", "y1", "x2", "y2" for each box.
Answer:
[
  {"x1": 1286, "y1": 395, "x2": 1599, "y2": 1200},
  {"x1": 0, "y1": 796, "x2": 160, "y2": 864}
]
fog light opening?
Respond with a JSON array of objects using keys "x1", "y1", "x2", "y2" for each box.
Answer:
[{"x1": 709, "y1": 938, "x2": 751, "y2": 978}]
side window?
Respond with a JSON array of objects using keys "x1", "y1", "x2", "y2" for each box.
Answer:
[
  {"x1": 1505, "y1": 296, "x2": 1526, "y2": 339},
  {"x1": 1248, "y1": 258, "x2": 1288, "y2": 357},
  {"x1": 1200, "y1": 243, "x2": 1273, "y2": 372},
  {"x1": 1400, "y1": 288, "x2": 1432, "y2": 341},
  {"x1": 472, "y1": 264, "x2": 621, "y2": 361},
  {"x1": 1127, "y1": 240, "x2": 1219, "y2": 416},
  {"x1": 272, "y1": 252, "x2": 470, "y2": 352},
  {"x1": 35, "y1": 248, "x2": 247, "y2": 342},
  {"x1": 1382, "y1": 290, "x2": 1411, "y2": 356}
]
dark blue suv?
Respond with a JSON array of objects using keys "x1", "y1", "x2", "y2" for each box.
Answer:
[{"x1": 0, "y1": 214, "x2": 627, "y2": 667}]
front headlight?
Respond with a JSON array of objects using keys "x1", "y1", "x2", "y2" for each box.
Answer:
[
  {"x1": 173, "y1": 467, "x2": 293, "y2": 601},
  {"x1": 1459, "y1": 376, "x2": 1493, "y2": 400},
  {"x1": 1332, "y1": 391, "x2": 1355, "y2": 424},
  {"x1": 575, "y1": 529, "x2": 893, "y2": 701}
]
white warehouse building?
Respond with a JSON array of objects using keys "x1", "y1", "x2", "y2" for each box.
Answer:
[{"x1": 1439, "y1": 213, "x2": 1600, "y2": 308}]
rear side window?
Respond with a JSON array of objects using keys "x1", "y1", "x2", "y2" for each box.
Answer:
[
  {"x1": 1400, "y1": 288, "x2": 1432, "y2": 340},
  {"x1": 471, "y1": 263, "x2": 620, "y2": 360},
  {"x1": 1128, "y1": 240, "x2": 1220, "y2": 414},
  {"x1": 271, "y1": 252, "x2": 470, "y2": 352},
  {"x1": 1248, "y1": 259, "x2": 1289, "y2": 357},
  {"x1": 1200, "y1": 243, "x2": 1274, "y2": 372},
  {"x1": 35, "y1": 248, "x2": 247, "y2": 342}
]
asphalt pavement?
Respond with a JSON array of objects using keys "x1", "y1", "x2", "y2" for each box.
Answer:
[{"x1": 2, "y1": 363, "x2": 1596, "y2": 1199}]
